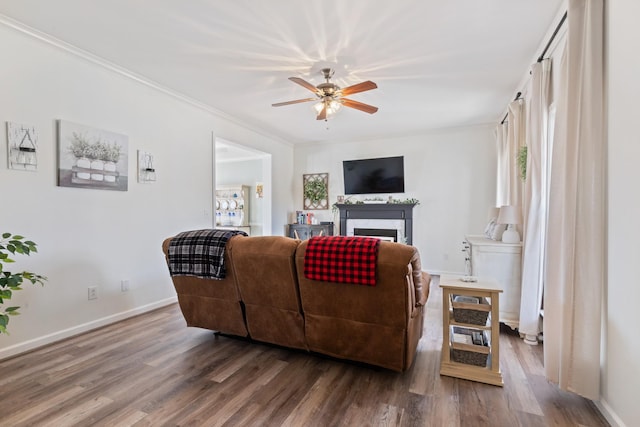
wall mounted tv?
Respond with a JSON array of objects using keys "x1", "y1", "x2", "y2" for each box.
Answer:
[{"x1": 343, "y1": 156, "x2": 405, "y2": 195}]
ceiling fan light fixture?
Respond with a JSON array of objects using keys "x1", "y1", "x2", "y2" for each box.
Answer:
[{"x1": 314, "y1": 98, "x2": 342, "y2": 118}]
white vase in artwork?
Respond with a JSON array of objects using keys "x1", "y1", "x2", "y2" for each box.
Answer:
[
  {"x1": 76, "y1": 157, "x2": 91, "y2": 169},
  {"x1": 91, "y1": 160, "x2": 104, "y2": 171},
  {"x1": 91, "y1": 173, "x2": 104, "y2": 181},
  {"x1": 104, "y1": 175, "x2": 116, "y2": 183},
  {"x1": 104, "y1": 161, "x2": 117, "y2": 172},
  {"x1": 77, "y1": 172, "x2": 91, "y2": 180}
]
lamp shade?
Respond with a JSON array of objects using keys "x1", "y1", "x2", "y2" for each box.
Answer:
[{"x1": 497, "y1": 205, "x2": 521, "y2": 225}]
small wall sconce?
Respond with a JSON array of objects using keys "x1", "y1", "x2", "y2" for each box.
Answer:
[
  {"x1": 6, "y1": 122, "x2": 38, "y2": 171},
  {"x1": 138, "y1": 150, "x2": 157, "y2": 183}
]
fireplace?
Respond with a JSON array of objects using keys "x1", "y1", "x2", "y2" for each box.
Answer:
[
  {"x1": 354, "y1": 228, "x2": 398, "y2": 242},
  {"x1": 336, "y1": 203, "x2": 417, "y2": 245}
]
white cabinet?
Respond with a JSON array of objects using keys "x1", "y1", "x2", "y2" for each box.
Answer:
[
  {"x1": 464, "y1": 235, "x2": 522, "y2": 330},
  {"x1": 215, "y1": 185, "x2": 250, "y2": 232}
]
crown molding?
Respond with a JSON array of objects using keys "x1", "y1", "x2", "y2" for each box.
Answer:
[{"x1": 0, "y1": 13, "x2": 293, "y2": 148}]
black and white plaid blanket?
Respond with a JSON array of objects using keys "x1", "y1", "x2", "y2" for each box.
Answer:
[{"x1": 167, "y1": 229, "x2": 247, "y2": 280}]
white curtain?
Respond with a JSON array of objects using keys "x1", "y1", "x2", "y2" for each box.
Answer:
[
  {"x1": 495, "y1": 122, "x2": 509, "y2": 207},
  {"x1": 544, "y1": 0, "x2": 604, "y2": 400},
  {"x1": 519, "y1": 59, "x2": 552, "y2": 345}
]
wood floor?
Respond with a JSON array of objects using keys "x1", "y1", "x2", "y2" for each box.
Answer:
[{"x1": 0, "y1": 277, "x2": 608, "y2": 427}]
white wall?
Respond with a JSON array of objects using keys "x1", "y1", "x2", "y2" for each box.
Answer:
[
  {"x1": 293, "y1": 125, "x2": 497, "y2": 274},
  {"x1": 602, "y1": 1, "x2": 640, "y2": 426},
  {"x1": 0, "y1": 23, "x2": 293, "y2": 357}
]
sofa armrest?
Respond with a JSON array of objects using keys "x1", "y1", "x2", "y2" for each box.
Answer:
[{"x1": 410, "y1": 250, "x2": 430, "y2": 307}]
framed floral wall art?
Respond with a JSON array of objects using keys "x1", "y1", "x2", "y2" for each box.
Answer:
[{"x1": 57, "y1": 120, "x2": 129, "y2": 191}]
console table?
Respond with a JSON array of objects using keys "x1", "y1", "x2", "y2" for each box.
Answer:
[{"x1": 288, "y1": 224, "x2": 334, "y2": 240}]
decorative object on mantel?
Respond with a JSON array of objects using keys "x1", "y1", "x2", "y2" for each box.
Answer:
[
  {"x1": 6, "y1": 122, "x2": 38, "y2": 171},
  {"x1": 497, "y1": 205, "x2": 522, "y2": 243},
  {"x1": 332, "y1": 197, "x2": 420, "y2": 212},
  {"x1": 57, "y1": 120, "x2": 128, "y2": 191},
  {"x1": 517, "y1": 146, "x2": 528, "y2": 180},
  {"x1": 303, "y1": 173, "x2": 329, "y2": 210},
  {"x1": 138, "y1": 150, "x2": 157, "y2": 183},
  {"x1": 0, "y1": 232, "x2": 47, "y2": 334}
]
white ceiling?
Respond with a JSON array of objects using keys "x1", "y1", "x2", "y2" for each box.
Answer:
[{"x1": 0, "y1": 0, "x2": 563, "y2": 144}]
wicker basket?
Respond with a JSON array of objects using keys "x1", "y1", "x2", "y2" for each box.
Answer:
[
  {"x1": 451, "y1": 327, "x2": 489, "y2": 367},
  {"x1": 451, "y1": 295, "x2": 490, "y2": 325}
]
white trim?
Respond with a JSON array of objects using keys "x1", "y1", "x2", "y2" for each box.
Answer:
[
  {"x1": 595, "y1": 398, "x2": 627, "y2": 427},
  {"x1": 429, "y1": 270, "x2": 465, "y2": 277},
  {"x1": 0, "y1": 297, "x2": 177, "y2": 361},
  {"x1": 0, "y1": 13, "x2": 292, "y2": 148}
]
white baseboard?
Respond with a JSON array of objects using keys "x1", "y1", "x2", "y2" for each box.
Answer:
[
  {"x1": 426, "y1": 270, "x2": 465, "y2": 277},
  {"x1": 0, "y1": 297, "x2": 178, "y2": 361},
  {"x1": 595, "y1": 398, "x2": 627, "y2": 427}
]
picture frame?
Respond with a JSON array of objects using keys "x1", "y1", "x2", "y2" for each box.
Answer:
[
  {"x1": 303, "y1": 172, "x2": 329, "y2": 210},
  {"x1": 57, "y1": 120, "x2": 129, "y2": 191}
]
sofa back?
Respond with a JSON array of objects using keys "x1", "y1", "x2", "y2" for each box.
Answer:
[
  {"x1": 229, "y1": 235, "x2": 307, "y2": 350},
  {"x1": 162, "y1": 237, "x2": 248, "y2": 337},
  {"x1": 294, "y1": 239, "x2": 429, "y2": 371}
]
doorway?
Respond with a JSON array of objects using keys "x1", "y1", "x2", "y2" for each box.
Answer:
[{"x1": 214, "y1": 138, "x2": 272, "y2": 236}]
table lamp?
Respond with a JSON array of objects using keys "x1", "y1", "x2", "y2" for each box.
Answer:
[{"x1": 497, "y1": 205, "x2": 522, "y2": 243}]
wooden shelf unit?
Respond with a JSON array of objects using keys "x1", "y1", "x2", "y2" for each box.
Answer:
[{"x1": 440, "y1": 275, "x2": 504, "y2": 386}]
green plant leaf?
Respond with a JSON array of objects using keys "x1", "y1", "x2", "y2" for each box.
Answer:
[{"x1": 0, "y1": 232, "x2": 46, "y2": 334}]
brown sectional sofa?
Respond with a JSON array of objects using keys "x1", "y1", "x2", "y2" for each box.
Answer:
[{"x1": 162, "y1": 234, "x2": 430, "y2": 372}]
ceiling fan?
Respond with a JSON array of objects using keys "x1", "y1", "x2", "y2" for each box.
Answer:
[{"x1": 272, "y1": 68, "x2": 378, "y2": 121}]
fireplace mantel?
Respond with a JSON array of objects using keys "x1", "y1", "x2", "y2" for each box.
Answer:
[{"x1": 336, "y1": 203, "x2": 417, "y2": 245}]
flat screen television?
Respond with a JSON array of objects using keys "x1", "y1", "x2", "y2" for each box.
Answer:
[{"x1": 343, "y1": 156, "x2": 405, "y2": 195}]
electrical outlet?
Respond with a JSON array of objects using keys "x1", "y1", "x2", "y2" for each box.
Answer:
[
  {"x1": 88, "y1": 286, "x2": 98, "y2": 300},
  {"x1": 121, "y1": 279, "x2": 130, "y2": 292}
]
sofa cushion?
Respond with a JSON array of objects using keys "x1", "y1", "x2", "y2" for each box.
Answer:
[{"x1": 230, "y1": 236, "x2": 307, "y2": 350}]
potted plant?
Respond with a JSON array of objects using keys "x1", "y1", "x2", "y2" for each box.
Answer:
[
  {"x1": 0, "y1": 233, "x2": 47, "y2": 334},
  {"x1": 68, "y1": 132, "x2": 91, "y2": 170},
  {"x1": 101, "y1": 142, "x2": 122, "y2": 183}
]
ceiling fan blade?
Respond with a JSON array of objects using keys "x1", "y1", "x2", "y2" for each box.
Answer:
[
  {"x1": 340, "y1": 80, "x2": 377, "y2": 96},
  {"x1": 316, "y1": 104, "x2": 327, "y2": 121},
  {"x1": 341, "y1": 98, "x2": 379, "y2": 114},
  {"x1": 289, "y1": 77, "x2": 319, "y2": 94},
  {"x1": 272, "y1": 98, "x2": 316, "y2": 107}
]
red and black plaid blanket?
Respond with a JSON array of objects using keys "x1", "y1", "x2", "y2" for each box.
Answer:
[
  {"x1": 304, "y1": 236, "x2": 380, "y2": 286},
  {"x1": 167, "y1": 229, "x2": 247, "y2": 280}
]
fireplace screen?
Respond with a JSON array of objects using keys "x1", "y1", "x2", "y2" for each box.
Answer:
[{"x1": 354, "y1": 228, "x2": 397, "y2": 242}]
